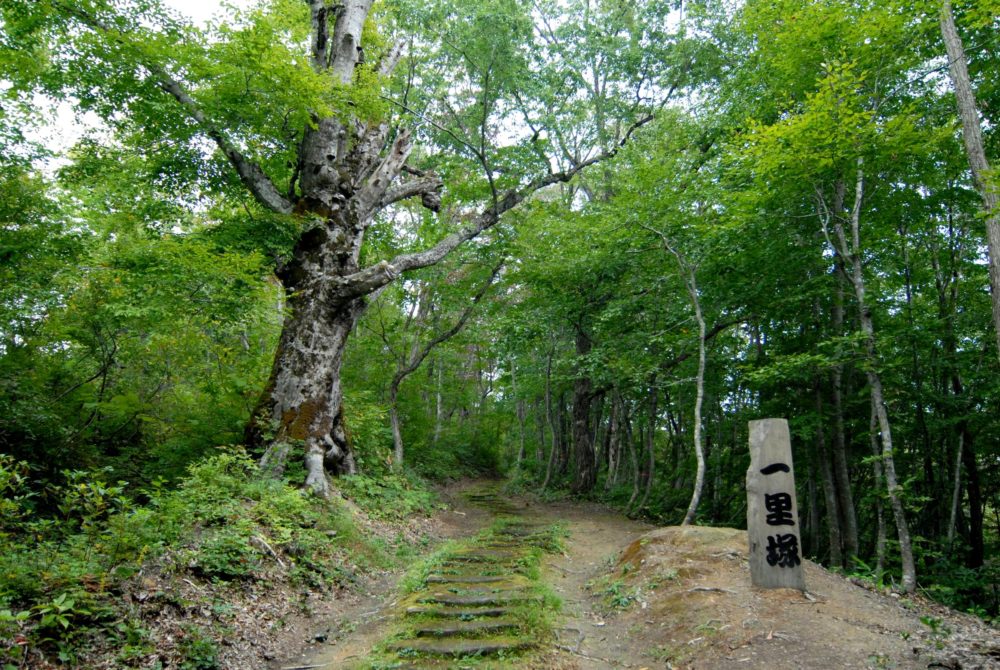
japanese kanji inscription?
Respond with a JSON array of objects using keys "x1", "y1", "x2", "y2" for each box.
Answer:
[{"x1": 747, "y1": 418, "x2": 806, "y2": 590}]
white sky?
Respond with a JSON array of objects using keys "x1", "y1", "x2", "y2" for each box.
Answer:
[{"x1": 165, "y1": 0, "x2": 251, "y2": 26}]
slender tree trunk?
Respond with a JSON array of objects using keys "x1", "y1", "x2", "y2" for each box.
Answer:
[
  {"x1": 605, "y1": 391, "x2": 621, "y2": 490},
  {"x1": 389, "y1": 382, "x2": 404, "y2": 467},
  {"x1": 626, "y1": 411, "x2": 641, "y2": 510},
  {"x1": 387, "y1": 263, "x2": 500, "y2": 469},
  {"x1": 806, "y1": 457, "x2": 820, "y2": 557},
  {"x1": 557, "y1": 394, "x2": 570, "y2": 475},
  {"x1": 571, "y1": 328, "x2": 596, "y2": 492},
  {"x1": 820, "y1": 160, "x2": 915, "y2": 592},
  {"x1": 900, "y1": 225, "x2": 938, "y2": 534},
  {"x1": 858, "y1": 253, "x2": 916, "y2": 593},
  {"x1": 433, "y1": 363, "x2": 444, "y2": 444},
  {"x1": 513, "y1": 363, "x2": 527, "y2": 468},
  {"x1": 593, "y1": 392, "x2": 607, "y2": 470},
  {"x1": 681, "y1": 265, "x2": 707, "y2": 526},
  {"x1": 542, "y1": 348, "x2": 557, "y2": 489},
  {"x1": 934, "y1": 214, "x2": 986, "y2": 568},
  {"x1": 815, "y1": 380, "x2": 844, "y2": 567},
  {"x1": 636, "y1": 384, "x2": 658, "y2": 513},
  {"x1": 940, "y1": 0, "x2": 1000, "y2": 361},
  {"x1": 952, "y1": 384, "x2": 985, "y2": 568},
  {"x1": 959, "y1": 432, "x2": 984, "y2": 568},
  {"x1": 832, "y1": 244, "x2": 860, "y2": 568},
  {"x1": 870, "y1": 401, "x2": 887, "y2": 584},
  {"x1": 947, "y1": 432, "x2": 963, "y2": 545},
  {"x1": 639, "y1": 225, "x2": 707, "y2": 524},
  {"x1": 534, "y1": 398, "x2": 545, "y2": 465}
]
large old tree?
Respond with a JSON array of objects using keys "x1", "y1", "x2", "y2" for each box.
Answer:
[{"x1": 4, "y1": 0, "x2": 678, "y2": 494}]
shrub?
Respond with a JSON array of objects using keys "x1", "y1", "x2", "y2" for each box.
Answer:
[{"x1": 337, "y1": 472, "x2": 437, "y2": 520}]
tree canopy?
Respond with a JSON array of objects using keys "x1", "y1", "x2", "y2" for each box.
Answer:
[{"x1": 1, "y1": 0, "x2": 999, "y2": 627}]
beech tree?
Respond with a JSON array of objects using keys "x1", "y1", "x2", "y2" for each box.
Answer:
[{"x1": 3, "y1": 0, "x2": 681, "y2": 494}]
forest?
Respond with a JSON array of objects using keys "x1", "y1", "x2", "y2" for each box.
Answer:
[{"x1": 1, "y1": 0, "x2": 999, "y2": 666}]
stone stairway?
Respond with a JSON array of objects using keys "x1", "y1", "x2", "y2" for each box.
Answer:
[{"x1": 368, "y1": 487, "x2": 561, "y2": 668}]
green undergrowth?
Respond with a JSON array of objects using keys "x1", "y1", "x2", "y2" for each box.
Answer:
[
  {"x1": 0, "y1": 449, "x2": 416, "y2": 668},
  {"x1": 337, "y1": 471, "x2": 441, "y2": 521}
]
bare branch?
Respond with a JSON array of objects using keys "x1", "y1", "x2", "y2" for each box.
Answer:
[
  {"x1": 393, "y1": 259, "x2": 504, "y2": 388},
  {"x1": 379, "y1": 174, "x2": 443, "y2": 211},
  {"x1": 331, "y1": 113, "x2": 652, "y2": 301},
  {"x1": 353, "y1": 128, "x2": 415, "y2": 216},
  {"x1": 150, "y1": 65, "x2": 294, "y2": 214}
]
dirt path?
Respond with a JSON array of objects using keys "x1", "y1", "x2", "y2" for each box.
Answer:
[
  {"x1": 276, "y1": 484, "x2": 1000, "y2": 670},
  {"x1": 277, "y1": 483, "x2": 653, "y2": 669}
]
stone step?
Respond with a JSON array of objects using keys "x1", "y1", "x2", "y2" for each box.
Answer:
[
  {"x1": 447, "y1": 549, "x2": 521, "y2": 560},
  {"x1": 442, "y1": 555, "x2": 520, "y2": 565},
  {"x1": 482, "y1": 543, "x2": 537, "y2": 552},
  {"x1": 439, "y1": 585, "x2": 528, "y2": 595},
  {"x1": 416, "y1": 593, "x2": 532, "y2": 607},
  {"x1": 436, "y1": 566, "x2": 531, "y2": 578},
  {"x1": 425, "y1": 574, "x2": 509, "y2": 584},
  {"x1": 387, "y1": 637, "x2": 528, "y2": 657},
  {"x1": 496, "y1": 528, "x2": 550, "y2": 538},
  {"x1": 414, "y1": 618, "x2": 519, "y2": 637},
  {"x1": 405, "y1": 605, "x2": 513, "y2": 618}
]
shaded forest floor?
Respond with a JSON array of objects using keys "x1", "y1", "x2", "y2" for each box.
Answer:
[{"x1": 276, "y1": 482, "x2": 1000, "y2": 670}]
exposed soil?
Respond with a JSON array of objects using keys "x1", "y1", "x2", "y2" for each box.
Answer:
[
  {"x1": 276, "y1": 484, "x2": 1000, "y2": 670},
  {"x1": 571, "y1": 525, "x2": 1000, "y2": 669}
]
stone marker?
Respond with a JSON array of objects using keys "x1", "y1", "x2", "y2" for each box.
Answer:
[{"x1": 747, "y1": 418, "x2": 805, "y2": 590}]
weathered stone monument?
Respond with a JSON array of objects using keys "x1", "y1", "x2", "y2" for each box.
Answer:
[{"x1": 747, "y1": 418, "x2": 805, "y2": 590}]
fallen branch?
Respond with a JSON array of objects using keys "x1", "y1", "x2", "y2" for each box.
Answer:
[
  {"x1": 688, "y1": 586, "x2": 736, "y2": 594},
  {"x1": 252, "y1": 535, "x2": 286, "y2": 569}
]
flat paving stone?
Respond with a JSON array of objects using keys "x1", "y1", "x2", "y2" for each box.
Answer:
[
  {"x1": 438, "y1": 566, "x2": 532, "y2": 577},
  {"x1": 388, "y1": 637, "x2": 528, "y2": 656}
]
